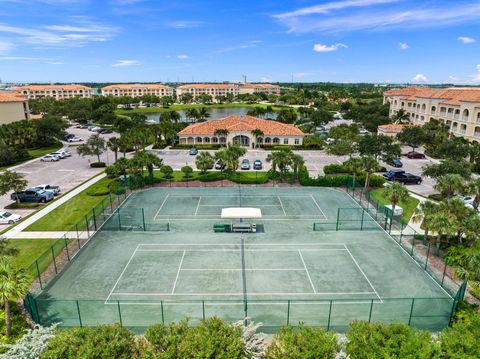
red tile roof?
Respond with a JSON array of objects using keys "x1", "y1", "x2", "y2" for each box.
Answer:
[
  {"x1": 177, "y1": 84, "x2": 238, "y2": 90},
  {"x1": 240, "y1": 84, "x2": 280, "y2": 89},
  {"x1": 384, "y1": 87, "x2": 480, "y2": 105},
  {"x1": 13, "y1": 84, "x2": 92, "y2": 91},
  {"x1": 102, "y1": 84, "x2": 172, "y2": 90},
  {"x1": 177, "y1": 115, "x2": 304, "y2": 136},
  {"x1": 0, "y1": 92, "x2": 27, "y2": 102},
  {"x1": 377, "y1": 124, "x2": 411, "y2": 133}
]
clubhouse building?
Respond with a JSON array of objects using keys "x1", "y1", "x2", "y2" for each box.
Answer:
[
  {"x1": 177, "y1": 115, "x2": 304, "y2": 147},
  {"x1": 384, "y1": 87, "x2": 480, "y2": 142},
  {"x1": 101, "y1": 84, "x2": 174, "y2": 97},
  {"x1": 13, "y1": 84, "x2": 93, "y2": 100},
  {"x1": 0, "y1": 92, "x2": 30, "y2": 125}
]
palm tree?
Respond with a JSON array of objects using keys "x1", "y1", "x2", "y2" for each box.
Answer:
[
  {"x1": 434, "y1": 174, "x2": 465, "y2": 198},
  {"x1": 465, "y1": 178, "x2": 480, "y2": 211},
  {"x1": 383, "y1": 182, "x2": 409, "y2": 225},
  {"x1": 195, "y1": 151, "x2": 215, "y2": 174},
  {"x1": 290, "y1": 153, "x2": 305, "y2": 181},
  {"x1": 197, "y1": 107, "x2": 210, "y2": 122},
  {"x1": 107, "y1": 137, "x2": 121, "y2": 162},
  {"x1": 132, "y1": 151, "x2": 163, "y2": 182},
  {"x1": 429, "y1": 212, "x2": 455, "y2": 255},
  {"x1": 185, "y1": 108, "x2": 199, "y2": 123},
  {"x1": 0, "y1": 238, "x2": 18, "y2": 257},
  {"x1": 0, "y1": 257, "x2": 31, "y2": 337},
  {"x1": 250, "y1": 128, "x2": 264, "y2": 149},
  {"x1": 361, "y1": 156, "x2": 378, "y2": 189},
  {"x1": 169, "y1": 111, "x2": 181, "y2": 124},
  {"x1": 214, "y1": 128, "x2": 229, "y2": 146},
  {"x1": 343, "y1": 157, "x2": 363, "y2": 187},
  {"x1": 412, "y1": 201, "x2": 438, "y2": 244},
  {"x1": 392, "y1": 109, "x2": 411, "y2": 124},
  {"x1": 440, "y1": 198, "x2": 474, "y2": 243}
]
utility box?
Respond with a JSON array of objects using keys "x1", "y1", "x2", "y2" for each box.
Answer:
[{"x1": 384, "y1": 205, "x2": 403, "y2": 217}]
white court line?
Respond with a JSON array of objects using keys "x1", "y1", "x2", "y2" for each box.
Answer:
[
  {"x1": 277, "y1": 196, "x2": 287, "y2": 216},
  {"x1": 136, "y1": 249, "x2": 347, "y2": 252},
  {"x1": 194, "y1": 196, "x2": 202, "y2": 216},
  {"x1": 138, "y1": 243, "x2": 346, "y2": 246},
  {"x1": 344, "y1": 245, "x2": 383, "y2": 303},
  {"x1": 104, "y1": 245, "x2": 140, "y2": 304},
  {"x1": 179, "y1": 268, "x2": 307, "y2": 271},
  {"x1": 153, "y1": 194, "x2": 170, "y2": 220},
  {"x1": 298, "y1": 250, "x2": 317, "y2": 294},
  {"x1": 310, "y1": 194, "x2": 327, "y2": 219},
  {"x1": 110, "y1": 291, "x2": 377, "y2": 296},
  {"x1": 106, "y1": 300, "x2": 383, "y2": 306},
  {"x1": 171, "y1": 250, "x2": 186, "y2": 294},
  {"x1": 198, "y1": 204, "x2": 280, "y2": 207}
]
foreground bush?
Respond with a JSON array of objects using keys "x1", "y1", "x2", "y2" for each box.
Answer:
[
  {"x1": 440, "y1": 306, "x2": 480, "y2": 358},
  {"x1": 41, "y1": 324, "x2": 137, "y2": 359},
  {"x1": 0, "y1": 302, "x2": 30, "y2": 353},
  {"x1": 144, "y1": 318, "x2": 245, "y2": 358},
  {"x1": 345, "y1": 321, "x2": 438, "y2": 359},
  {"x1": 0, "y1": 324, "x2": 57, "y2": 359},
  {"x1": 266, "y1": 324, "x2": 339, "y2": 359}
]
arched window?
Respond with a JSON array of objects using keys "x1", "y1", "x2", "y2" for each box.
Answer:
[
  {"x1": 273, "y1": 137, "x2": 280, "y2": 144},
  {"x1": 195, "y1": 137, "x2": 203, "y2": 143},
  {"x1": 264, "y1": 137, "x2": 271, "y2": 144},
  {"x1": 463, "y1": 109, "x2": 469, "y2": 121}
]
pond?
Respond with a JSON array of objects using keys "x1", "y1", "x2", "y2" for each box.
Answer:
[{"x1": 145, "y1": 106, "x2": 276, "y2": 123}]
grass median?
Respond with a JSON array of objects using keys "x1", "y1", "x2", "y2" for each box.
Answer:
[{"x1": 369, "y1": 187, "x2": 420, "y2": 223}]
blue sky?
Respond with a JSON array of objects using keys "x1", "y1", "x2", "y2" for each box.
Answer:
[{"x1": 1, "y1": 0, "x2": 480, "y2": 83}]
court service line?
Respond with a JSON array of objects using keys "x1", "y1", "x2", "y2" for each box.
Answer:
[
  {"x1": 310, "y1": 194, "x2": 327, "y2": 219},
  {"x1": 179, "y1": 268, "x2": 307, "y2": 271},
  {"x1": 344, "y1": 246, "x2": 383, "y2": 304},
  {"x1": 171, "y1": 250, "x2": 186, "y2": 294},
  {"x1": 277, "y1": 196, "x2": 287, "y2": 216},
  {"x1": 136, "y1": 249, "x2": 348, "y2": 253},
  {"x1": 110, "y1": 291, "x2": 377, "y2": 297},
  {"x1": 153, "y1": 194, "x2": 170, "y2": 220},
  {"x1": 138, "y1": 243, "x2": 346, "y2": 247},
  {"x1": 106, "y1": 299, "x2": 383, "y2": 306},
  {"x1": 194, "y1": 196, "x2": 202, "y2": 216},
  {"x1": 104, "y1": 245, "x2": 140, "y2": 304},
  {"x1": 298, "y1": 250, "x2": 317, "y2": 294}
]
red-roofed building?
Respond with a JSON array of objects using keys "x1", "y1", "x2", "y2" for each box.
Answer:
[
  {"x1": 0, "y1": 92, "x2": 30, "y2": 125},
  {"x1": 176, "y1": 83, "x2": 239, "y2": 101},
  {"x1": 384, "y1": 87, "x2": 480, "y2": 142},
  {"x1": 177, "y1": 115, "x2": 304, "y2": 147},
  {"x1": 101, "y1": 84, "x2": 173, "y2": 97},
  {"x1": 13, "y1": 84, "x2": 93, "y2": 100},
  {"x1": 239, "y1": 84, "x2": 281, "y2": 95}
]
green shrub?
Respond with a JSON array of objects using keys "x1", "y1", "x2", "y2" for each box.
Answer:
[
  {"x1": 198, "y1": 171, "x2": 225, "y2": 182},
  {"x1": 152, "y1": 141, "x2": 167, "y2": 149},
  {"x1": 144, "y1": 318, "x2": 245, "y2": 358},
  {"x1": 323, "y1": 163, "x2": 350, "y2": 174},
  {"x1": 230, "y1": 172, "x2": 270, "y2": 184},
  {"x1": 345, "y1": 321, "x2": 438, "y2": 359},
  {"x1": 171, "y1": 144, "x2": 223, "y2": 150},
  {"x1": 5, "y1": 202, "x2": 40, "y2": 209},
  {"x1": 41, "y1": 324, "x2": 137, "y2": 359},
  {"x1": 440, "y1": 309, "x2": 480, "y2": 358},
  {"x1": 90, "y1": 162, "x2": 106, "y2": 168},
  {"x1": 266, "y1": 324, "x2": 339, "y2": 359},
  {"x1": 0, "y1": 302, "x2": 30, "y2": 354}
]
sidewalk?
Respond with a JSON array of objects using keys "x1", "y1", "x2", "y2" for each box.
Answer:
[
  {"x1": 3, "y1": 173, "x2": 106, "y2": 239},
  {"x1": 406, "y1": 190, "x2": 428, "y2": 234}
]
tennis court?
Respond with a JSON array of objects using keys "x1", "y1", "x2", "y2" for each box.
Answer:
[{"x1": 30, "y1": 187, "x2": 455, "y2": 332}]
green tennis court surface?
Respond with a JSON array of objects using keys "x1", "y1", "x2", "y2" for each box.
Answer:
[{"x1": 33, "y1": 187, "x2": 454, "y2": 332}]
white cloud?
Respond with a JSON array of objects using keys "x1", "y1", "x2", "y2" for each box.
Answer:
[
  {"x1": 313, "y1": 43, "x2": 347, "y2": 52},
  {"x1": 448, "y1": 75, "x2": 460, "y2": 82},
  {"x1": 399, "y1": 42, "x2": 409, "y2": 50},
  {"x1": 469, "y1": 64, "x2": 480, "y2": 82},
  {"x1": 177, "y1": 54, "x2": 188, "y2": 59},
  {"x1": 167, "y1": 21, "x2": 205, "y2": 29},
  {"x1": 273, "y1": 2, "x2": 480, "y2": 34},
  {"x1": 0, "y1": 40, "x2": 13, "y2": 53},
  {"x1": 216, "y1": 40, "x2": 263, "y2": 53},
  {"x1": 412, "y1": 73, "x2": 428, "y2": 82},
  {"x1": 458, "y1": 36, "x2": 475, "y2": 43},
  {"x1": 112, "y1": 59, "x2": 141, "y2": 67}
]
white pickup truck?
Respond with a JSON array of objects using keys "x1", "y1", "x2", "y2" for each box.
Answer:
[{"x1": 34, "y1": 184, "x2": 61, "y2": 196}]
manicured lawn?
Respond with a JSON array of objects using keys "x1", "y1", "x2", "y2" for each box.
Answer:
[
  {"x1": 27, "y1": 143, "x2": 63, "y2": 158},
  {"x1": 369, "y1": 187, "x2": 420, "y2": 223},
  {"x1": 25, "y1": 177, "x2": 114, "y2": 232},
  {"x1": 9, "y1": 238, "x2": 60, "y2": 270},
  {"x1": 116, "y1": 103, "x2": 290, "y2": 115}
]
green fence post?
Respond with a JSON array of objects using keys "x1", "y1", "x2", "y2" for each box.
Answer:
[
  {"x1": 410, "y1": 235, "x2": 415, "y2": 256},
  {"x1": 368, "y1": 299, "x2": 374, "y2": 322},
  {"x1": 85, "y1": 216, "x2": 90, "y2": 238},
  {"x1": 117, "y1": 300, "x2": 123, "y2": 327},
  {"x1": 425, "y1": 242, "x2": 431, "y2": 270},
  {"x1": 50, "y1": 246, "x2": 57, "y2": 274},
  {"x1": 360, "y1": 209, "x2": 365, "y2": 231},
  {"x1": 76, "y1": 300, "x2": 83, "y2": 327},
  {"x1": 36, "y1": 260, "x2": 43, "y2": 290},
  {"x1": 336, "y1": 208, "x2": 340, "y2": 231},
  {"x1": 449, "y1": 299, "x2": 458, "y2": 326},
  {"x1": 92, "y1": 208, "x2": 97, "y2": 231},
  {"x1": 408, "y1": 298, "x2": 415, "y2": 326},
  {"x1": 287, "y1": 300, "x2": 290, "y2": 325},
  {"x1": 441, "y1": 263, "x2": 448, "y2": 286},
  {"x1": 327, "y1": 300, "x2": 332, "y2": 330},
  {"x1": 109, "y1": 194, "x2": 113, "y2": 211},
  {"x1": 34, "y1": 298, "x2": 41, "y2": 325},
  {"x1": 142, "y1": 208, "x2": 146, "y2": 231},
  {"x1": 118, "y1": 208, "x2": 122, "y2": 231},
  {"x1": 202, "y1": 300, "x2": 205, "y2": 320},
  {"x1": 161, "y1": 301, "x2": 164, "y2": 324},
  {"x1": 64, "y1": 236, "x2": 70, "y2": 261},
  {"x1": 75, "y1": 223, "x2": 79, "y2": 241}
]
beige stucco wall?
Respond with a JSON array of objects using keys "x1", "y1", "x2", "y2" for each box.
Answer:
[
  {"x1": 0, "y1": 101, "x2": 29, "y2": 125},
  {"x1": 178, "y1": 131, "x2": 304, "y2": 147}
]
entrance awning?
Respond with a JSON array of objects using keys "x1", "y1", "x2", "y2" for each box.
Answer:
[{"x1": 221, "y1": 207, "x2": 262, "y2": 219}]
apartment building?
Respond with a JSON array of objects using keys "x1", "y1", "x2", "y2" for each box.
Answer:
[
  {"x1": 13, "y1": 84, "x2": 93, "y2": 100},
  {"x1": 101, "y1": 84, "x2": 173, "y2": 97},
  {"x1": 0, "y1": 92, "x2": 30, "y2": 125},
  {"x1": 239, "y1": 83, "x2": 281, "y2": 95},
  {"x1": 384, "y1": 87, "x2": 480, "y2": 142},
  {"x1": 176, "y1": 83, "x2": 239, "y2": 101}
]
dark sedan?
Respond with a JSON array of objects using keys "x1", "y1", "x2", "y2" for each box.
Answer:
[{"x1": 406, "y1": 151, "x2": 426, "y2": 159}]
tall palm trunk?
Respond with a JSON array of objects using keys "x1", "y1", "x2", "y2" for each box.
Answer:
[
  {"x1": 364, "y1": 171, "x2": 372, "y2": 189},
  {"x1": 4, "y1": 300, "x2": 11, "y2": 337}
]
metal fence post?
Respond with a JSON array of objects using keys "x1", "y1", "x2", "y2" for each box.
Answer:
[
  {"x1": 408, "y1": 298, "x2": 415, "y2": 326},
  {"x1": 425, "y1": 242, "x2": 431, "y2": 270},
  {"x1": 287, "y1": 300, "x2": 290, "y2": 325},
  {"x1": 161, "y1": 301, "x2": 164, "y2": 324},
  {"x1": 85, "y1": 216, "x2": 90, "y2": 238},
  {"x1": 410, "y1": 235, "x2": 415, "y2": 256},
  {"x1": 76, "y1": 300, "x2": 83, "y2": 327},
  {"x1": 336, "y1": 208, "x2": 340, "y2": 231},
  {"x1": 441, "y1": 263, "x2": 448, "y2": 286},
  {"x1": 202, "y1": 300, "x2": 205, "y2": 320},
  {"x1": 64, "y1": 236, "x2": 70, "y2": 261},
  {"x1": 368, "y1": 299, "x2": 374, "y2": 322},
  {"x1": 360, "y1": 209, "x2": 365, "y2": 231},
  {"x1": 50, "y1": 247, "x2": 57, "y2": 274},
  {"x1": 92, "y1": 208, "x2": 97, "y2": 231},
  {"x1": 142, "y1": 208, "x2": 146, "y2": 231},
  {"x1": 117, "y1": 300, "x2": 123, "y2": 327},
  {"x1": 118, "y1": 208, "x2": 122, "y2": 231},
  {"x1": 75, "y1": 223, "x2": 79, "y2": 241},
  {"x1": 327, "y1": 300, "x2": 332, "y2": 330},
  {"x1": 35, "y1": 260, "x2": 43, "y2": 290}
]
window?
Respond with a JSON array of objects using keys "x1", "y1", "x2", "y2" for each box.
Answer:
[
  {"x1": 283, "y1": 138, "x2": 289, "y2": 145},
  {"x1": 295, "y1": 138, "x2": 300, "y2": 145}
]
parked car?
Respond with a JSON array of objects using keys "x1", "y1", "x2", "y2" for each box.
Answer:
[
  {"x1": 325, "y1": 138, "x2": 335, "y2": 145},
  {"x1": 50, "y1": 151, "x2": 66, "y2": 159},
  {"x1": 90, "y1": 126, "x2": 101, "y2": 132},
  {"x1": 40, "y1": 154, "x2": 60, "y2": 162},
  {"x1": 390, "y1": 159, "x2": 403, "y2": 168},
  {"x1": 214, "y1": 160, "x2": 226, "y2": 170},
  {"x1": 189, "y1": 148, "x2": 198, "y2": 155},
  {"x1": 253, "y1": 160, "x2": 263, "y2": 170},
  {"x1": 393, "y1": 173, "x2": 423, "y2": 185},
  {"x1": 406, "y1": 151, "x2": 426, "y2": 159},
  {"x1": 63, "y1": 133, "x2": 75, "y2": 141},
  {"x1": 383, "y1": 169, "x2": 405, "y2": 180},
  {"x1": 67, "y1": 136, "x2": 83, "y2": 142},
  {"x1": 34, "y1": 184, "x2": 61, "y2": 195},
  {"x1": 80, "y1": 123, "x2": 95, "y2": 129},
  {"x1": 99, "y1": 129, "x2": 112, "y2": 134},
  {"x1": 11, "y1": 188, "x2": 54, "y2": 203},
  {"x1": 0, "y1": 211, "x2": 22, "y2": 225},
  {"x1": 241, "y1": 159, "x2": 250, "y2": 170},
  {"x1": 359, "y1": 129, "x2": 369, "y2": 135}
]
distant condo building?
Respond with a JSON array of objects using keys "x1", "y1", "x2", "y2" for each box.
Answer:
[
  {"x1": 239, "y1": 83, "x2": 281, "y2": 95},
  {"x1": 101, "y1": 84, "x2": 173, "y2": 97},
  {"x1": 384, "y1": 87, "x2": 480, "y2": 142},
  {"x1": 13, "y1": 84, "x2": 93, "y2": 100},
  {"x1": 0, "y1": 92, "x2": 30, "y2": 125},
  {"x1": 176, "y1": 83, "x2": 239, "y2": 100}
]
